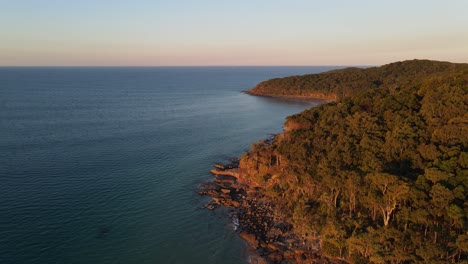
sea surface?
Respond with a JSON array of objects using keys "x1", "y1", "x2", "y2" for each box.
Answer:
[{"x1": 0, "y1": 66, "x2": 341, "y2": 264}]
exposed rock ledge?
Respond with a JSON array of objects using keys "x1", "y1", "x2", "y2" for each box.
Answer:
[{"x1": 209, "y1": 168, "x2": 239, "y2": 178}]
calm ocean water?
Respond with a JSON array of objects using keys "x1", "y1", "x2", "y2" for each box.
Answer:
[{"x1": 0, "y1": 66, "x2": 340, "y2": 264}]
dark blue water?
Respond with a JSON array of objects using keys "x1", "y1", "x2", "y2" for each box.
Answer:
[{"x1": 0, "y1": 66, "x2": 339, "y2": 264}]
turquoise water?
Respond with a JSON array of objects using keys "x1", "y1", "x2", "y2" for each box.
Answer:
[{"x1": 0, "y1": 66, "x2": 339, "y2": 264}]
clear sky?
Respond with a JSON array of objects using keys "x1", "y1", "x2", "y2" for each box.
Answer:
[{"x1": 1, "y1": 0, "x2": 467, "y2": 66}]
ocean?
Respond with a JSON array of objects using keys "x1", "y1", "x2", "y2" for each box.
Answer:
[{"x1": 0, "y1": 66, "x2": 340, "y2": 264}]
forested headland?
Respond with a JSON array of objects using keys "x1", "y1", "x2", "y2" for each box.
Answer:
[
  {"x1": 247, "y1": 59, "x2": 468, "y2": 102},
  {"x1": 236, "y1": 60, "x2": 468, "y2": 263}
]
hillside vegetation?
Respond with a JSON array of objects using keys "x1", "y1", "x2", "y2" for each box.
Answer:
[
  {"x1": 247, "y1": 59, "x2": 468, "y2": 101},
  {"x1": 240, "y1": 60, "x2": 468, "y2": 263}
]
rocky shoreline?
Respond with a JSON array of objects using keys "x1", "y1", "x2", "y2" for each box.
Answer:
[{"x1": 198, "y1": 160, "x2": 336, "y2": 264}]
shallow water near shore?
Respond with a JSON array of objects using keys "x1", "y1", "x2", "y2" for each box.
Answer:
[{"x1": 0, "y1": 66, "x2": 340, "y2": 264}]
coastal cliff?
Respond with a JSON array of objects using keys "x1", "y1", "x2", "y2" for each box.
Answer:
[{"x1": 201, "y1": 60, "x2": 468, "y2": 263}]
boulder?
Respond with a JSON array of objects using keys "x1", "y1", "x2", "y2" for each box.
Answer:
[
  {"x1": 214, "y1": 175, "x2": 237, "y2": 184},
  {"x1": 240, "y1": 231, "x2": 259, "y2": 249},
  {"x1": 214, "y1": 164, "x2": 225, "y2": 170},
  {"x1": 220, "y1": 188, "x2": 231, "y2": 194},
  {"x1": 210, "y1": 168, "x2": 239, "y2": 177}
]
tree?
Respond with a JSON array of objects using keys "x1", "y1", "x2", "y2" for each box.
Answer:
[{"x1": 367, "y1": 173, "x2": 410, "y2": 226}]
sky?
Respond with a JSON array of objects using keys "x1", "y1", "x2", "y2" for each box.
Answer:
[{"x1": 1, "y1": 0, "x2": 467, "y2": 66}]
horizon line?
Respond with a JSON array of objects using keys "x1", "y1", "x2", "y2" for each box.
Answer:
[{"x1": 0, "y1": 64, "x2": 374, "y2": 68}]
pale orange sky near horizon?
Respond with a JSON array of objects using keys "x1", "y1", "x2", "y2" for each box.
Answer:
[{"x1": 1, "y1": 0, "x2": 468, "y2": 66}]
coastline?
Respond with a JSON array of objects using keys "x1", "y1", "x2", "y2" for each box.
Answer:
[
  {"x1": 199, "y1": 162, "x2": 330, "y2": 264},
  {"x1": 199, "y1": 91, "x2": 333, "y2": 263},
  {"x1": 199, "y1": 60, "x2": 468, "y2": 263}
]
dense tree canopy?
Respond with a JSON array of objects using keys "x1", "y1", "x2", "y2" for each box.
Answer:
[
  {"x1": 240, "y1": 60, "x2": 468, "y2": 263},
  {"x1": 247, "y1": 59, "x2": 468, "y2": 101}
]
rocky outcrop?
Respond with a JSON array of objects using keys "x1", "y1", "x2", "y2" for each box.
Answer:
[
  {"x1": 209, "y1": 168, "x2": 239, "y2": 177},
  {"x1": 199, "y1": 161, "x2": 331, "y2": 264}
]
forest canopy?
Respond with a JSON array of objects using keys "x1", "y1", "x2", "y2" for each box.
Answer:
[
  {"x1": 247, "y1": 59, "x2": 468, "y2": 101},
  {"x1": 240, "y1": 60, "x2": 468, "y2": 263}
]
